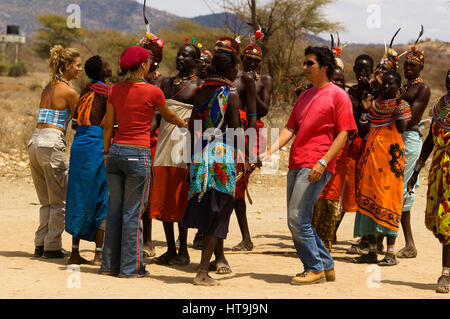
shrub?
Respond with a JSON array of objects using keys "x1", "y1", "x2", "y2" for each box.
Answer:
[
  {"x1": 8, "y1": 62, "x2": 27, "y2": 77},
  {"x1": 0, "y1": 61, "x2": 11, "y2": 75}
]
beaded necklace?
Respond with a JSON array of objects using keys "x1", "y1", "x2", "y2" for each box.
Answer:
[
  {"x1": 126, "y1": 75, "x2": 147, "y2": 83},
  {"x1": 401, "y1": 77, "x2": 423, "y2": 92},
  {"x1": 204, "y1": 76, "x2": 234, "y2": 87},
  {"x1": 433, "y1": 94, "x2": 450, "y2": 130},
  {"x1": 372, "y1": 97, "x2": 397, "y2": 115},
  {"x1": 173, "y1": 73, "x2": 197, "y2": 86},
  {"x1": 56, "y1": 74, "x2": 70, "y2": 86}
]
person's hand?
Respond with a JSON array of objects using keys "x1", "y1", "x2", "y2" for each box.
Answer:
[
  {"x1": 307, "y1": 161, "x2": 326, "y2": 183},
  {"x1": 104, "y1": 154, "x2": 108, "y2": 166},
  {"x1": 361, "y1": 96, "x2": 372, "y2": 112},
  {"x1": 259, "y1": 148, "x2": 271, "y2": 162},
  {"x1": 407, "y1": 171, "x2": 419, "y2": 192},
  {"x1": 358, "y1": 76, "x2": 370, "y2": 92},
  {"x1": 374, "y1": 69, "x2": 383, "y2": 86}
]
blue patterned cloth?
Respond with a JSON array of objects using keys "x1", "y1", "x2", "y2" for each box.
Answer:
[{"x1": 188, "y1": 86, "x2": 236, "y2": 200}]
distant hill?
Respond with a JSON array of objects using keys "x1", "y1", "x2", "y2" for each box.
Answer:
[
  {"x1": 0, "y1": 0, "x2": 178, "y2": 38},
  {"x1": 0, "y1": 1, "x2": 329, "y2": 43}
]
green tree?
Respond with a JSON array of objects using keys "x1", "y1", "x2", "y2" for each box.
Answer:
[
  {"x1": 33, "y1": 14, "x2": 82, "y2": 59},
  {"x1": 207, "y1": 0, "x2": 342, "y2": 103}
]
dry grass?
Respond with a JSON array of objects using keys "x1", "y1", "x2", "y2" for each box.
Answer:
[{"x1": 0, "y1": 72, "x2": 76, "y2": 156}]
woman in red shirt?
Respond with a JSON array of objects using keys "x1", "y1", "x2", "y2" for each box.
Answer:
[{"x1": 99, "y1": 46, "x2": 186, "y2": 278}]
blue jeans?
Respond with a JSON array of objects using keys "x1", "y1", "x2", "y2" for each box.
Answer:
[
  {"x1": 100, "y1": 144, "x2": 152, "y2": 277},
  {"x1": 287, "y1": 168, "x2": 334, "y2": 273}
]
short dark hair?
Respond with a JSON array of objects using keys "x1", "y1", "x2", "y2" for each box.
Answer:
[
  {"x1": 304, "y1": 46, "x2": 337, "y2": 79},
  {"x1": 355, "y1": 54, "x2": 374, "y2": 69},
  {"x1": 212, "y1": 51, "x2": 238, "y2": 78},
  {"x1": 84, "y1": 55, "x2": 103, "y2": 80},
  {"x1": 383, "y1": 70, "x2": 402, "y2": 86},
  {"x1": 182, "y1": 44, "x2": 201, "y2": 60}
]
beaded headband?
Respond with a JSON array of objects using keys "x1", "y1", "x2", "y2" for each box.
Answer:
[
  {"x1": 406, "y1": 25, "x2": 425, "y2": 66},
  {"x1": 214, "y1": 37, "x2": 240, "y2": 56}
]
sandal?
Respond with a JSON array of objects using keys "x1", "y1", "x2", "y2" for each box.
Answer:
[
  {"x1": 208, "y1": 260, "x2": 232, "y2": 274},
  {"x1": 231, "y1": 241, "x2": 254, "y2": 252},
  {"x1": 352, "y1": 253, "x2": 378, "y2": 264},
  {"x1": 396, "y1": 247, "x2": 417, "y2": 259},
  {"x1": 378, "y1": 254, "x2": 399, "y2": 266},
  {"x1": 436, "y1": 276, "x2": 450, "y2": 294}
]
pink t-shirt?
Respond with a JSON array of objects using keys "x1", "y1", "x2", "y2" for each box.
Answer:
[
  {"x1": 285, "y1": 82, "x2": 356, "y2": 173},
  {"x1": 107, "y1": 82, "x2": 165, "y2": 148}
]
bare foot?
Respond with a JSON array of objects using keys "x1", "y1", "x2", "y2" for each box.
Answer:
[
  {"x1": 193, "y1": 271, "x2": 219, "y2": 286},
  {"x1": 68, "y1": 252, "x2": 90, "y2": 265}
]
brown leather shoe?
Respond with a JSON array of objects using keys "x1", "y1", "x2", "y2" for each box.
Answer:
[
  {"x1": 291, "y1": 271, "x2": 326, "y2": 285},
  {"x1": 325, "y1": 268, "x2": 335, "y2": 281}
]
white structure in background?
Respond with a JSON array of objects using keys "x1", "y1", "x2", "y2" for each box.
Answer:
[{"x1": 0, "y1": 25, "x2": 26, "y2": 64}]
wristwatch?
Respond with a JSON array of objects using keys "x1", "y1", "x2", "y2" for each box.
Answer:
[{"x1": 318, "y1": 159, "x2": 327, "y2": 168}]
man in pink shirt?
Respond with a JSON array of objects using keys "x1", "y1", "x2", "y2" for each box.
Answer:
[{"x1": 267, "y1": 46, "x2": 356, "y2": 285}]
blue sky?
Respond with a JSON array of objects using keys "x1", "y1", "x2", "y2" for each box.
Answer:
[{"x1": 137, "y1": 0, "x2": 450, "y2": 44}]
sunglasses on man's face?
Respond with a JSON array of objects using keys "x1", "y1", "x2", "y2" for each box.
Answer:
[{"x1": 303, "y1": 60, "x2": 315, "y2": 67}]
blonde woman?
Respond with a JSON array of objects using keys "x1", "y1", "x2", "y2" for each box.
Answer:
[{"x1": 28, "y1": 45, "x2": 82, "y2": 259}]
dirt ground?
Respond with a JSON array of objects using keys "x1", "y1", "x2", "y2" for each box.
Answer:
[{"x1": 0, "y1": 160, "x2": 448, "y2": 300}]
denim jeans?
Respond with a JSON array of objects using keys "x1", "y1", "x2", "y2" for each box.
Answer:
[
  {"x1": 100, "y1": 144, "x2": 151, "y2": 277},
  {"x1": 287, "y1": 168, "x2": 334, "y2": 273}
]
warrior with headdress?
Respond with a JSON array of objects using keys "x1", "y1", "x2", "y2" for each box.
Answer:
[
  {"x1": 181, "y1": 36, "x2": 243, "y2": 285},
  {"x1": 148, "y1": 36, "x2": 203, "y2": 266},
  {"x1": 396, "y1": 25, "x2": 431, "y2": 259},
  {"x1": 232, "y1": 27, "x2": 272, "y2": 252},
  {"x1": 406, "y1": 70, "x2": 450, "y2": 293}
]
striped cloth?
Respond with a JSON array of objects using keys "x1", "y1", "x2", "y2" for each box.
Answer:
[{"x1": 37, "y1": 108, "x2": 72, "y2": 131}]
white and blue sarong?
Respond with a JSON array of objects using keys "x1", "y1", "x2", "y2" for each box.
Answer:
[
  {"x1": 401, "y1": 130, "x2": 422, "y2": 212},
  {"x1": 65, "y1": 125, "x2": 108, "y2": 241}
]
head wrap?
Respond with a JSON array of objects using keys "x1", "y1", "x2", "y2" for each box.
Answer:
[
  {"x1": 242, "y1": 43, "x2": 262, "y2": 60},
  {"x1": 330, "y1": 32, "x2": 347, "y2": 70},
  {"x1": 120, "y1": 46, "x2": 149, "y2": 71},
  {"x1": 405, "y1": 25, "x2": 425, "y2": 66},
  {"x1": 214, "y1": 37, "x2": 240, "y2": 56},
  {"x1": 242, "y1": 27, "x2": 264, "y2": 60}
]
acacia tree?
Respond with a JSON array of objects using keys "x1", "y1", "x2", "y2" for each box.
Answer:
[
  {"x1": 205, "y1": 0, "x2": 341, "y2": 103},
  {"x1": 33, "y1": 14, "x2": 82, "y2": 59}
]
